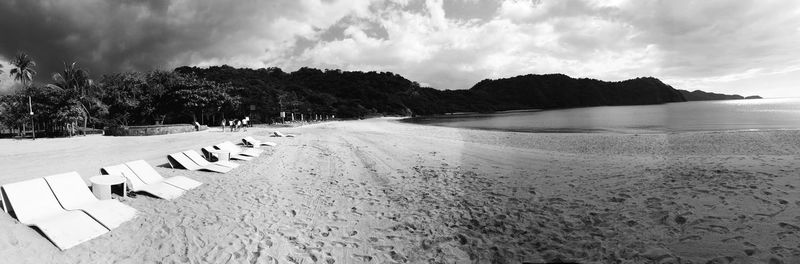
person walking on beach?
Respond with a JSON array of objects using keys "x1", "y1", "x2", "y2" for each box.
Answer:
[
  {"x1": 242, "y1": 117, "x2": 248, "y2": 132},
  {"x1": 221, "y1": 118, "x2": 227, "y2": 132}
]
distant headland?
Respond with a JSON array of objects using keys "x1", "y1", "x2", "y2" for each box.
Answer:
[
  {"x1": 178, "y1": 66, "x2": 759, "y2": 118},
  {"x1": 677, "y1": 89, "x2": 763, "y2": 101}
]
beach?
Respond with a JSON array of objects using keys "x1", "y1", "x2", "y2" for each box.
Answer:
[{"x1": 1, "y1": 117, "x2": 799, "y2": 263}]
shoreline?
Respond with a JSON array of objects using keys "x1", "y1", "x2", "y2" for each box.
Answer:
[
  {"x1": 1, "y1": 118, "x2": 798, "y2": 263},
  {"x1": 400, "y1": 116, "x2": 800, "y2": 135}
]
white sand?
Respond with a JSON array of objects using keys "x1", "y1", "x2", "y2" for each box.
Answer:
[{"x1": 0, "y1": 118, "x2": 798, "y2": 263}]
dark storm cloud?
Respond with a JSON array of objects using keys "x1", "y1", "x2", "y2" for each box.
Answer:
[
  {"x1": 1, "y1": 0, "x2": 171, "y2": 82},
  {"x1": 0, "y1": 0, "x2": 305, "y2": 84}
]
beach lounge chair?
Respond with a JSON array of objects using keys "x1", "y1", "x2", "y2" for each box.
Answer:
[
  {"x1": 43, "y1": 172, "x2": 136, "y2": 229},
  {"x1": 101, "y1": 164, "x2": 185, "y2": 200},
  {"x1": 202, "y1": 146, "x2": 253, "y2": 161},
  {"x1": 0, "y1": 178, "x2": 108, "y2": 250},
  {"x1": 184, "y1": 150, "x2": 240, "y2": 169},
  {"x1": 271, "y1": 131, "x2": 295, "y2": 137},
  {"x1": 126, "y1": 160, "x2": 203, "y2": 190},
  {"x1": 216, "y1": 141, "x2": 263, "y2": 157},
  {"x1": 167, "y1": 152, "x2": 233, "y2": 173},
  {"x1": 242, "y1": 136, "x2": 277, "y2": 147}
]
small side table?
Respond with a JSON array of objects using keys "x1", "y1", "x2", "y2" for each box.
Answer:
[
  {"x1": 206, "y1": 150, "x2": 231, "y2": 161},
  {"x1": 90, "y1": 174, "x2": 127, "y2": 200}
]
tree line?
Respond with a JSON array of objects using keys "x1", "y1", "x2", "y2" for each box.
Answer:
[
  {"x1": 0, "y1": 52, "x2": 241, "y2": 137},
  {"x1": 2, "y1": 53, "x2": 714, "y2": 138}
]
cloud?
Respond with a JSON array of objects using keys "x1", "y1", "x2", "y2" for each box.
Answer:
[
  {"x1": 296, "y1": 0, "x2": 662, "y2": 89},
  {"x1": 0, "y1": 0, "x2": 379, "y2": 83},
  {"x1": 296, "y1": 0, "x2": 800, "y2": 93},
  {"x1": 0, "y1": 57, "x2": 15, "y2": 94},
  {"x1": 0, "y1": 0, "x2": 799, "y2": 96}
]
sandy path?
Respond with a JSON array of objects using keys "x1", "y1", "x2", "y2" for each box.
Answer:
[{"x1": 1, "y1": 118, "x2": 799, "y2": 263}]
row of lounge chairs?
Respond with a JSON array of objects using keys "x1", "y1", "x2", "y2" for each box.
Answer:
[
  {"x1": 167, "y1": 140, "x2": 269, "y2": 173},
  {"x1": 0, "y1": 136, "x2": 281, "y2": 250}
]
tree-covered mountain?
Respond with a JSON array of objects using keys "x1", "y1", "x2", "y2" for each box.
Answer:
[
  {"x1": 677, "y1": 89, "x2": 761, "y2": 101},
  {"x1": 469, "y1": 74, "x2": 687, "y2": 109},
  {"x1": 175, "y1": 66, "x2": 697, "y2": 119}
]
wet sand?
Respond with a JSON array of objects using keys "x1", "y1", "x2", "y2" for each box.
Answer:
[{"x1": 0, "y1": 118, "x2": 799, "y2": 263}]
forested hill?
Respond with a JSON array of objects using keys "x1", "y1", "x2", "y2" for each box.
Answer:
[
  {"x1": 468, "y1": 74, "x2": 686, "y2": 109},
  {"x1": 175, "y1": 66, "x2": 424, "y2": 117},
  {"x1": 175, "y1": 66, "x2": 697, "y2": 118},
  {"x1": 677, "y1": 89, "x2": 762, "y2": 101}
]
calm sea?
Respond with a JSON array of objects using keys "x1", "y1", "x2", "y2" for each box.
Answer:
[{"x1": 407, "y1": 98, "x2": 800, "y2": 133}]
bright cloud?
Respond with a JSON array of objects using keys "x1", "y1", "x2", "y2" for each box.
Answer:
[{"x1": 0, "y1": 0, "x2": 799, "y2": 97}]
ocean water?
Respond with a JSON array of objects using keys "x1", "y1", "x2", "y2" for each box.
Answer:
[{"x1": 407, "y1": 98, "x2": 800, "y2": 133}]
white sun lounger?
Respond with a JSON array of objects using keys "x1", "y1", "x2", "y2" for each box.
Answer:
[
  {"x1": 184, "y1": 150, "x2": 240, "y2": 169},
  {"x1": 126, "y1": 160, "x2": 203, "y2": 190},
  {"x1": 242, "y1": 136, "x2": 277, "y2": 147},
  {"x1": 168, "y1": 152, "x2": 233, "y2": 173},
  {"x1": 271, "y1": 131, "x2": 295, "y2": 137},
  {"x1": 44, "y1": 172, "x2": 136, "y2": 230},
  {"x1": 220, "y1": 141, "x2": 264, "y2": 155},
  {"x1": 202, "y1": 146, "x2": 253, "y2": 161},
  {"x1": 0, "y1": 178, "x2": 108, "y2": 250},
  {"x1": 101, "y1": 164, "x2": 185, "y2": 200},
  {"x1": 217, "y1": 141, "x2": 263, "y2": 157}
]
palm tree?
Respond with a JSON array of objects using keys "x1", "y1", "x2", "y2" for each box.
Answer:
[
  {"x1": 9, "y1": 52, "x2": 37, "y2": 87},
  {"x1": 47, "y1": 62, "x2": 95, "y2": 135},
  {"x1": 9, "y1": 52, "x2": 37, "y2": 138}
]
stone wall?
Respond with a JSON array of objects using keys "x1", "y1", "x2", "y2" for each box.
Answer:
[{"x1": 104, "y1": 124, "x2": 208, "y2": 136}]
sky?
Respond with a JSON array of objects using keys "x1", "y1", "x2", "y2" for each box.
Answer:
[{"x1": 0, "y1": 0, "x2": 799, "y2": 98}]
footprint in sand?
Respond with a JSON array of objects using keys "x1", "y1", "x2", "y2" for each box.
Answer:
[
  {"x1": 351, "y1": 254, "x2": 373, "y2": 262},
  {"x1": 644, "y1": 197, "x2": 663, "y2": 209},
  {"x1": 679, "y1": 235, "x2": 702, "y2": 242},
  {"x1": 674, "y1": 215, "x2": 688, "y2": 225},
  {"x1": 777, "y1": 231, "x2": 794, "y2": 239},
  {"x1": 704, "y1": 256, "x2": 735, "y2": 264},
  {"x1": 350, "y1": 207, "x2": 363, "y2": 216},
  {"x1": 778, "y1": 222, "x2": 800, "y2": 231},
  {"x1": 720, "y1": 236, "x2": 745, "y2": 242},
  {"x1": 255, "y1": 255, "x2": 278, "y2": 264},
  {"x1": 285, "y1": 209, "x2": 297, "y2": 217},
  {"x1": 707, "y1": 225, "x2": 730, "y2": 233},
  {"x1": 285, "y1": 255, "x2": 308, "y2": 264},
  {"x1": 389, "y1": 251, "x2": 408, "y2": 263},
  {"x1": 373, "y1": 245, "x2": 394, "y2": 251}
]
